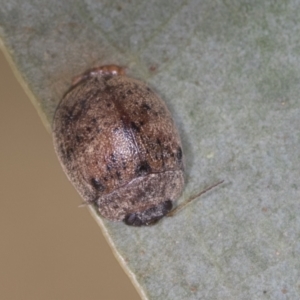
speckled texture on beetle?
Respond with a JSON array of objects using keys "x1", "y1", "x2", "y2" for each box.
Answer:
[{"x1": 53, "y1": 65, "x2": 184, "y2": 226}]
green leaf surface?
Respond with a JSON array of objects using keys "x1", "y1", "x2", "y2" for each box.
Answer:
[{"x1": 1, "y1": 1, "x2": 300, "y2": 299}]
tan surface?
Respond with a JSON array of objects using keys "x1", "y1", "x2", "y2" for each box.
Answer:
[{"x1": 0, "y1": 51, "x2": 140, "y2": 300}]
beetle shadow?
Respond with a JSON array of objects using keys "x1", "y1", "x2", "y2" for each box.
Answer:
[{"x1": 175, "y1": 118, "x2": 194, "y2": 187}]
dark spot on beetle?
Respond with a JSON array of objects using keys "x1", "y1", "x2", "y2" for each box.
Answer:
[
  {"x1": 147, "y1": 87, "x2": 152, "y2": 92},
  {"x1": 136, "y1": 161, "x2": 151, "y2": 176},
  {"x1": 116, "y1": 171, "x2": 121, "y2": 180},
  {"x1": 96, "y1": 128, "x2": 101, "y2": 133},
  {"x1": 122, "y1": 126, "x2": 131, "y2": 142},
  {"x1": 143, "y1": 185, "x2": 152, "y2": 195},
  {"x1": 123, "y1": 200, "x2": 172, "y2": 226},
  {"x1": 66, "y1": 148, "x2": 74, "y2": 161},
  {"x1": 64, "y1": 108, "x2": 82, "y2": 124},
  {"x1": 106, "y1": 103, "x2": 112, "y2": 108},
  {"x1": 163, "y1": 200, "x2": 173, "y2": 212},
  {"x1": 156, "y1": 138, "x2": 161, "y2": 145},
  {"x1": 104, "y1": 84, "x2": 113, "y2": 93},
  {"x1": 131, "y1": 122, "x2": 141, "y2": 132},
  {"x1": 142, "y1": 103, "x2": 151, "y2": 110},
  {"x1": 60, "y1": 147, "x2": 66, "y2": 157},
  {"x1": 136, "y1": 189, "x2": 146, "y2": 200},
  {"x1": 59, "y1": 127, "x2": 65, "y2": 136},
  {"x1": 91, "y1": 178, "x2": 105, "y2": 192},
  {"x1": 76, "y1": 135, "x2": 83, "y2": 143},
  {"x1": 91, "y1": 118, "x2": 97, "y2": 123},
  {"x1": 113, "y1": 127, "x2": 119, "y2": 133},
  {"x1": 176, "y1": 147, "x2": 183, "y2": 162},
  {"x1": 127, "y1": 89, "x2": 133, "y2": 95},
  {"x1": 106, "y1": 164, "x2": 112, "y2": 171},
  {"x1": 80, "y1": 99, "x2": 87, "y2": 109},
  {"x1": 130, "y1": 198, "x2": 137, "y2": 205},
  {"x1": 86, "y1": 127, "x2": 92, "y2": 132},
  {"x1": 103, "y1": 176, "x2": 109, "y2": 181},
  {"x1": 113, "y1": 204, "x2": 119, "y2": 209},
  {"x1": 110, "y1": 153, "x2": 117, "y2": 163},
  {"x1": 124, "y1": 213, "x2": 141, "y2": 226},
  {"x1": 64, "y1": 110, "x2": 73, "y2": 122},
  {"x1": 139, "y1": 121, "x2": 144, "y2": 126}
]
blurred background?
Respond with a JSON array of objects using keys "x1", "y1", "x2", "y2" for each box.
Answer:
[{"x1": 0, "y1": 50, "x2": 140, "y2": 300}]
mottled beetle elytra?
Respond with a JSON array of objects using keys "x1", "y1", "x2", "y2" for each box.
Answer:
[{"x1": 53, "y1": 65, "x2": 184, "y2": 226}]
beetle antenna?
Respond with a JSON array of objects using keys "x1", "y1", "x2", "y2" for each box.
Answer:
[{"x1": 167, "y1": 180, "x2": 224, "y2": 217}]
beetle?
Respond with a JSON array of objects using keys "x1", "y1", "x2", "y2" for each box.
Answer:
[{"x1": 53, "y1": 65, "x2": 184, "y2": 226}]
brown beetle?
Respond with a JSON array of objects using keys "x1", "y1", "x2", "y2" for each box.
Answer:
[{"x1": 53, "y1": 65, "x2": 184, "y2": 226}]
